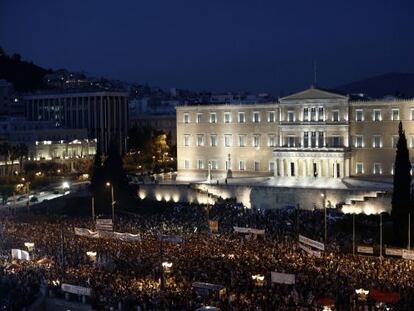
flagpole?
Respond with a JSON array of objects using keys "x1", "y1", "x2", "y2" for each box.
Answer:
[
  {"x1": 409, "y1": 213, "x2": 411, "y2": 250},
  {"x1": 353, "y1": 213, "x2": 355, "y2": 256},
  {"x1": 379, "y1": 213, "x2": 383, "y2": 260}
]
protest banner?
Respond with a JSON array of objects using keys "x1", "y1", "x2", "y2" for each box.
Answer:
[
  {"x1": 96, "y1": 219, "x2": 113, "y2": 231},
  {"x1": 61, "y1": 283, "x2": 92, "y2": 296},
  {"x1": 233, "y1": 227, "x2": 265, "y2": 235},
  {"x1": 11, "y1": 249, "x2": 30, "y2": 261},
  {"x1": 209, "y1": 220, "x2": 219, "y2": 233},
  {"x1": 357, "y1": 246, "x2": 374, "y2": 255},
  {"x1": 271, "y1": 272, "x2": 295, "y2": 284},
  {"x1": 299, "y1": 235, "x2": 325, "y2": 251}
]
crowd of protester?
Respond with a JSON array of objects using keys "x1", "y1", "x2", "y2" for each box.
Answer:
[{"x1": 0, "y1": 199, "x2": 413, "y2": 310}]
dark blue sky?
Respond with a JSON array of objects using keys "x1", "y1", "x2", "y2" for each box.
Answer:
[{"x1": 1, "y1": 0, "x2": 413, "y2": 95}]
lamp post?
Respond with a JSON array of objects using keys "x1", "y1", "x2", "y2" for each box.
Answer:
[
  {"x1": 22, "y1": 177, "x2": 30, "y2": 214},
  {"x1": 379, "y1": 212, "x2": 383, "y2": 260},
  {"x1": 106, "y1": 182, "x2": 115, "y2": 225},
  {"x1": 352, "y1": 213, "x2": 356, "y2": 256}
]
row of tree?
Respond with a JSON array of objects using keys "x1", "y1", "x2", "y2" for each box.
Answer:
[{"x1": 0, "y1": 142, "x2": 29, "y2": 175}]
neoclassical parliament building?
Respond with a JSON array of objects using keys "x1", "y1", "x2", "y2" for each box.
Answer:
[{"x1": 176, "y1": 87, "x2": 414, "y2": 181}]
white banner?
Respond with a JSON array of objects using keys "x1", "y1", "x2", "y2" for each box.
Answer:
[
  {"x1": 61, "y1": 283, "x2": 92, "y2": 296},
  {"x1": 402, "y1": 249, "x2": 414, "y2": 260},
  {"x1": 299, "y1": 235, "x2": 325, "y2": 251},
  {"x1": 74, "y1": 227, "x2": 141, "y2": 242},
  {"x1": 357, "y1": 246, "x2": 374, "y2": 254},
  {"x1": 159, "y1": 234, "x2": 183, "y2": 244},
  {"x1": 96, "y1": 219, "x2": 113, "y2": 231},
  {"x1": 385, "y1": 248, "x2": 403, "y2": 257},
  {"x1": 233, "y1": 227, "x2": 265, "y2": 235},
  {"x1": 271, "y1": 272, "x2": 295, "y2": 284},
  {"x1": 299, "y1": 243, "x2": 322, "y2": 258},
  {"x1": 11, "y1": 249, "x2": 30, "y2": 261}
]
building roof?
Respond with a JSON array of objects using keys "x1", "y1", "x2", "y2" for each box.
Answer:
[{"x1": 279, "y1": 86, "x2": 348, "y2": 101}]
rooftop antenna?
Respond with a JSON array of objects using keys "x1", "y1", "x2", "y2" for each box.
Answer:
[{"x1": 313, "y1": 60, "x2": 317, "y2": 87}]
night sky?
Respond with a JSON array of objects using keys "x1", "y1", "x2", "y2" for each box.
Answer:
[{"x1": 1, "y1": 0, "x2": 413, "y2": 95}]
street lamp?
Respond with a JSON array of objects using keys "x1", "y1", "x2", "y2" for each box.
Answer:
[{"x1": 106, "y1": 182, "x2": 115, "y2": 224}]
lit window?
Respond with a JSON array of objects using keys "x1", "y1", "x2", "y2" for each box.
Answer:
[
  {"x1": 356, "y1": 163, "x2": 364, "y2": 174},
  {"x1": 239, "y1": 161, "x2": 245, "y2": 171},
  {"x1": 355, "y1": 109, "x2": 364, "y2": 121},
  {"x1": 184, "y1": 160, "x2": 190, "y2": 169},
  {"x1": 196, "y1": 113, "x2": 202, "y2": 123},
  {"x1": 268, "y1": 111, "x2": 275, "y2": 122},
  {"x1": 253, "y1": 135, "x2": 260, "y2": 148},
  {"x1": 311, "y1": 108, "x2": 316, "y2": 121},
  {"x1": 391, "y1": 108, "x2": 400, "y2": 121},
  {"x1": 287, "y1": 111, "x2": 295, "y2": 122},
  {"x1": 373, "y1": 163, "x2": 382, "y2": 175},
  {"x1": 332, "y1": 110, "x2": 340, "y2": 122},
  {"x1": 373, "y1": 135, "x2": 382, "y2": 148},
  {"x1": 238, "y1": 135, "x2": 246, "y2": 147},
  {"x1": 355, "y1": 135, "x2": 364, "y2": 148},
  {"x1": 253, "y1": 111, "x2": 260, "y2": 123},
  {"x1": 254, "y1": 161, "x2": 260, "y2": 172},
  {"x1": 183, "y1": 113, "x2": 190, "y2": 124},
  {"x1": 210, "y1": 135, "x2": 217, "y2": 147},
  {"x1": 268, "y1": 135, "x2": 276, "y2": 147},
  {"x1": 373, "y1": 109, "x2": 382, "y2": 121},
  {"x1": 184, "y1": 135, "x2": 190, "y2": 147},
  {"x1": 196, "y1": 134, "x2": 204, "y2": 146},
  {"x1": 210, "y1": 112, "x2": 217, "y2": 123},
  {"x1": 224, "y1": 135, "x2": 232, "y2": 147},
  {"x1": 238, "y1": 112, "x2": 246, "y2": 123},
  {"x1": 224, "y1": 112, "x2": 232, "y2": 123}
]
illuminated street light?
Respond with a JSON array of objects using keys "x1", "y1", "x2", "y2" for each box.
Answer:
[{"x1": 62, "y1": 182, "x2": 70, "y2": 189}]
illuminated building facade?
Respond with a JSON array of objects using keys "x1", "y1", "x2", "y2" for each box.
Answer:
[{"x1": 177, "y1": 87, "x2": 414, "y2": 181}]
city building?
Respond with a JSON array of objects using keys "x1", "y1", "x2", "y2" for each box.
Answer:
[
  {"x1": 176, "y1": 87, "x2": 414, "y2": 181},
  {"x1": 129, "y1": 114, "x2": 177, "y2": 145},
  {"x1": 23, "y1": 90, "x2": 129, "y2": 153},
  {"x1": 0, "y1": 80, "x2": 24, "y2": 116}
]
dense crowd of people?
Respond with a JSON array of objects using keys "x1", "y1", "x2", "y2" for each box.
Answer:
[{"x1": 0, "y1": 199, "x2": 413, "y2": 310}]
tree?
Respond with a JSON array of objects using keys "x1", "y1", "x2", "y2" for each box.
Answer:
[
  {"x1": 16, "y1": 143, "x2": 28, "y2": 173},
  {"x1": 0, "y1": 142, "x2": 11, "y2": 176},
  {"x1": 391, "y1": 121, "x2": 412, "y2": 245},
  {"x1": 90, "y1": 147, "x2": 106, "y2": 213}
]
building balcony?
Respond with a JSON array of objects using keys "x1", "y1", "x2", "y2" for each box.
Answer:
[{"x1": 274, "y1": 145, "x2": 350, "y2": 152}]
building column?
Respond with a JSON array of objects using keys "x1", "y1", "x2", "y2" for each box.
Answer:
[
  {"x1": 345, "y1": 158, "x2": 350, "y2": 177},
  {"x1": 325, "y1": 159, "x2": 329, "y2": 178},
  {"x1": 302, "y1": 159, "x2": 307, "y2": 177},
  {"x1": 333, "y1": 160, "x2": 337, "y2": 178},
  {"x1": 280, "y1": 159, "x2": 284, "y2": 177}
]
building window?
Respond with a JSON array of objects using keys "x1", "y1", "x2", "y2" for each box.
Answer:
[
  {"x1": 183, "y1": 113, "x2": 190, "y2": 124},
  {"x1": 287, "y1": 111, "x2": 295, "y2": 122},
  {"x1": 269, "y1": 161, "x2": 275, "y2": 173},
  {"x1": 268, "y1": 111, "x2": 275, "y2": 123},
  {"x1": 254, "y1": 161, "x2": 260, "y2": 172},
  {"x1": 318, "y1": 107, "x2": 324, "y2": 121},
  {"x1": 239, "y1": 160, "x2": 245, "y2": 171},
  {"x1": 392, "y1": 136, "x2": 399, "y2": 148},
  {"x1": 411, "y1": 109, "x2": 414, "y2": 121},
  {"x1": 355, "y1": 135, "x2": 364, "y2": 148},
  {"x1": 391, "y1": 108, "x2": 400, "y2": 121},
  {"x1": 373, "y1": 109, "x2": 382, "y2": 121},
  {"x1": 373, "y1": 163, "x2": 382, "y2": 175},
  {"x1": 196, "y1": 134, "x2": 204, "y2": 146},
  {"x1": 224, "y1": 112, "x2": 232, "y2": 123},
  {"x1": 287, "y1": 136, "x2": 296, "y2": 147},
  {"x1": 253, "y1": 135, "x2": 261, "y2": 148},
  {"x1": 356, "y1": 109, "x2": 364, "y2": 121},
  {"x1": 303, "y1": 132, "x2": 309, "y2": 148},
  {"x1": 318, "y1": 132, "x2": 324, "y2": 147},
  {"x1": 184, "y1": 160, "x2": 190, "y2": 169},
  {"x1": 238, "y1": 135, "x2": 246, "y2": 147},
  {"x1": 373, "y1": 135, "x2": 382, "y2": 148},
  {"x1": 253, "y1": 111, "x2": 260, "y2": 123},
  {"x1": 311, "y1": 107, "x2": 316, "y2": 121},
  {"x1": 303, "y1": 108, "x2": 309, "y2": 121},
  {"x1": 238, "y1": 112, "x2": 246, "y2": 123},
  {"x1": 196, "y1": 113, "x2": 202, "y2": 123},
  {"x1": 210, "y1": 112, "x2": 217, "y2": 123},
  {"x1": 184, "y1": 135, "x2": 190, "y2": 147},
  {"x1": 332, "y1": 110, "x2": 340, "y2": 122},
  {"x1": 332, "y1": 136, "x2": 341, "y2": 147},
  {"x1": 411, "y1": 136, "x2": 414, "y2": 148},
  {"x1": 211, "y1": 160, "x2": 218, "y2": 170},
  {"x1": 356, "y1": 163, "x2": 364, "y2": 174},
  {"x1": 268, "y1": 135, "x2": 276, "y2": 147},
  {"x1": 210, "y1": 135, "x2": 217, "y2": 147},
  {"x1": 197, "y1": 160, "x2": 204, "y2": 169},
  {"x1": 224, "y1": 135, "x2": 232, "y2": 147}
]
